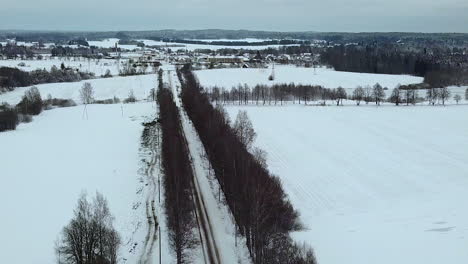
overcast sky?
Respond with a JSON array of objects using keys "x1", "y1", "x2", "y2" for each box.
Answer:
[{"x1": 1, "y1": 0, "x2": 467, "y2": 32}]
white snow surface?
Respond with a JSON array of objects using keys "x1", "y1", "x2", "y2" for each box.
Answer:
[
  {"x1": 85, "y1": 38, "x2": 140, "y2": 50},
  {"x1": 186, "y1": 38, "x2": 276, "y2": 43},
  {"x1": 0, "y1": 57, "x2": 134, "y2": 76},
  {"x1": 0, "y1": 102, "x2": 163, "y2": 264},
  {"x1": 138, "y1": 39, "x2": 299, "y2": 51},
  {"x1": 195, "y1": 65, "x2": 424, "y2": 89},
  {"x1": 0, "y1": 74, "x2": 157, "y2": 105},
  {"x1": 225, "y1": 104, "x2": 468, "y2": 264}
]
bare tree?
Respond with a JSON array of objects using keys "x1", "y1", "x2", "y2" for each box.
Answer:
[
  {"x1": 352, "y1": 86, "x2": 364, "y2": 106},
  {"x1": 80, "y1": 82, "x2": 94, "y2": 105},
  {"x1": 233, "y1": 110, "x2": 256, "y2": 149},
  {"x1": 426, "y1": 88, "x2": 438, "y2": 105},
  {"x1": 439, "y1": 87, "x2": 451, "y2": 105},
  {"x1": 454, "y1": 94, "x2": 461, "y2": 104},
  {"x1": 55, "y1": 192, "x2": 120, "y2": 264},
  {"x1": 372, "y1": 83, "x2": 385, "y2": 106},
  {"x1": 364, "y1": 85, "x2": 372, "y2": 104},
  {"x1": 335, "y1": 87, "x2": 347, "y2": 106},
  {"x1": 390, "y1": 86, "x2": 401, "y2": 105},
  {"x1": 253, "y1": 147, "x2": 268, "y2": 168}
]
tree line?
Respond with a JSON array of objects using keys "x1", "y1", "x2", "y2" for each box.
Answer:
[
  {"x1": 205, "y1": 82, "x2": 464, "y2": 106},
  {"x1": 320, "y1": 44, "x2": 468, "y2": 87},
  {"x1": 178, "y1": 66, "x2": 316, "y2": 264},
  {"x1": 157, "y1": 72, "x2": 198, "y2": 263},
  {"x1": 0, "y1": 66, "x2": 94, "y2": 93}
]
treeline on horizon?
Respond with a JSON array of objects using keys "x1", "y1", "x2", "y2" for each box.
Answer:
[
  {"x1": 320, "y1": 45, "x2": 468, "y2": 87},
  {"x1": 1, "y1": 29, "x2": 468, "y2": 45},
  {"x1": 178, "y1": 65, "x2": 316, "y2": 264}
]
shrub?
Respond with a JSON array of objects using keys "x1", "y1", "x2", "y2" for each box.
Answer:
[
  {"x1": 43, "y1": 98, "x2": 77, "y2": 109},
  {"x1": 123, "y1": 89, "x2": 137, "y2": 103},
  {"x1": 18, "y1": 114, "x2": 33, "y2": 123},
  {"x1": 17, "y1": 86, "x2": 43, "y2": 115}
]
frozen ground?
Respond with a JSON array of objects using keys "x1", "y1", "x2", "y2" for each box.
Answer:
[
  {"x1": 195, "y1": 65, "x2": 424, "y2": 89},
  {"x1": 0, "y1": 57, "x2": 138, "y2": 76},
  {"x1": 0, "y1": 102, "x2": 172, "y2": 264},
  {"x1": 0, "y1": 74, "x2": 157, "y2": 105},
  {"x1": 225, "y1": 104, "x2": 468, "y2": 264}
]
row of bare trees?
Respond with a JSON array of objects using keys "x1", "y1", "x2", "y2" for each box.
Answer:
[
  {"x1": 157, "y1": 74, "x2": 198, "y2": 263},
  {"x1": 178, "y1": 66, "x2": 316, "y2": 264},
  {"x1": 206, "y1": 83, "x2": 464, "y2": 106}
]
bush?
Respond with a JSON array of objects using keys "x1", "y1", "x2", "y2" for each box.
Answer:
[
  {"x1": 43, "y1": 98, "x2": 77, "y2": 109},
  {"x1": 18, "y1": 114, "x2": 33, "y2": 123},
  {"x1": 123, "y1": 89, "x2": 137, "y2": 103},
  {"x1": 17, "y1": 86, "x2": 43, "y2": 115}
]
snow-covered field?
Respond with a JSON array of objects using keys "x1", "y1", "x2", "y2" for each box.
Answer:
[
  {"x1": 225, "y1": 104, "x2": 468, "y2": 264},
  {"x1": 139, "y1": 39, "x2": 300, "y2": 51},
  {"x1": 0, "y1": 74, "x2": 157, "y2": 105},
  {"x1": 88, "y1": 38, "x2": 140, "y2": 50},
  {"x1": 0, "y1": 102, "x2": 168, "y2": 264},
  {"x1": 195, "y1": 65, "x2": 424, "y2": 89},
  {"x1": 0, "y1": 57, "x2": 155, "y2": 76}
]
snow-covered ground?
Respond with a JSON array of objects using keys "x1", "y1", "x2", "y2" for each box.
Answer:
[
  {"x1": 186, "y1": 38, "x2": 276, "y2": 43},
  {"x1": 195, "y1": 65, "x2": 424, "y2": 89},
  {"x1": 139, "y1": 39, "x2": 300, "y2": 51},
  {"x1": 88, "y1": 38, "x2": 140, "y2": 51},
  {"x1": 225, "y1": 104, "x2": 468, "y2": 264},
  {"x1": 0, "y1": 57, "x2": 155, "y2": 76},
  {"x1": 0, "y1": 74, "x2": 157, "y2": 105},
  {"x1": 0, "y1": 102, "x2": 169, "y2": 264}
]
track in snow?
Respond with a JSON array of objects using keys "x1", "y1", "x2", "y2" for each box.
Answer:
[{"x1": 137, "y1": 107, "x2": 162, "y2": 264}]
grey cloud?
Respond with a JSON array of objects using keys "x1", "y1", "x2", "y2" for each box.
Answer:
[{"x1": 0, "y1": 0, "x2": 466, "y2": 32}]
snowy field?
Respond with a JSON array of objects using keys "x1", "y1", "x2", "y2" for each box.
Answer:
[
  {"x1": 226, "y1": 104, "x2": 468, "y2": 264},
  {"x1": 195, "y1": 65, "x2": 424, "y2": 89},
  {"x1": 88, "y1": 38, "x2": 141, "y2": 50},
  {"x1": 0, "y1": 102, "x2": 169, "y2": 264},
  {"x1": 0, "y1": 74, "x2": 157, "y2": 105},
  {"x1": 0, "y1": 57, "x2": 154, "y2": 76},
  {"x1": 139, "y1": 39, "x2": 300, "y2": 51}
]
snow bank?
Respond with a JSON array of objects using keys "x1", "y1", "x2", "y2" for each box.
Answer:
[{"x1": 225, "y1": 104, "x2": 468, "y2": 264}]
